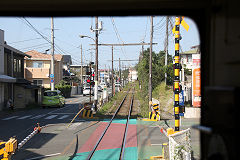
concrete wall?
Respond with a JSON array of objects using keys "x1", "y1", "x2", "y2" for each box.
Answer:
[
  {"x1": 14, "y1": 85, "x2": 36, "y2": 109},
  {"x1": 184, "y1": 107, "x2": 201, "y2": 118}
]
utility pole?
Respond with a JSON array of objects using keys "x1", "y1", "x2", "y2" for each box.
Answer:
[
  {"x1": 165, "y1": 16, "x2": 169, "y2": 85},
  {"x1": 112, "y1": 46, "x2": 114, "y2": 96},
  {"x1": 50, "y1": 17, "x2": 55, "y2": 91},
  {"x1": 94, "y1": 16, "x2": 99, "y2": 108},
  {"x1": 91, "y1": 42, "x2": 157, "y2": 97},
  {"x1": 149, "y1": 16, "x2": 153, "y2": 111},
  {"x1": 81, "y1": 44, "x2": 83, "y2": 85},
  {"x1": 119, "y1": 58, "x2": 121, "y2": 85}
]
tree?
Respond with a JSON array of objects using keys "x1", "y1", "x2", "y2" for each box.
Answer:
[{"x1": 137, "y1": 48, "x2": 173, "y2": 98}]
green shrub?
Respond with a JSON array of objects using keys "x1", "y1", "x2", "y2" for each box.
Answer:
[{"x1": 55, "y1": 80, "x2": 72, "y2": 98}]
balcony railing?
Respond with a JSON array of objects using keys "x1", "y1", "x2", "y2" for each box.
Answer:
[{"x1": 25, "y1": 68, "x2": 50, "y2": 79}]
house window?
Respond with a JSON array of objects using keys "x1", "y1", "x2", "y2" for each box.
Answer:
[
  {"x1": 33, "y1": 61, "x2": 43, "y2": 68},
  {"x1": 33, "y1": 79, "x2": 43, "y2": 86}
]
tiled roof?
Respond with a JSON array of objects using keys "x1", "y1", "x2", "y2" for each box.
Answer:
[{"x1": 25, "y1": 50, "x2": 63, "y2": 61}]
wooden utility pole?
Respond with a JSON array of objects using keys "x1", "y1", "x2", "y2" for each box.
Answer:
[
  {"x1": 80, "y1": 44, "x2": 83, "y2": 84},
  {"x1": 112, "y1": 46, "x2": 114, "y2": 96},
  {"x1": 50, "y1": 17, "x2": 55, "y2": 91},
  {"x1": 149, "y1": 16, "x2": 153, "y2": 110},
  {"x1": 94, "y1": 16, "x2": 99, "y2": 106},
  {"x1": 165, "y1": 16, "x2": 169, "y2": 85},
  {"x1": 119, "y1": 58, "x2": 121, "y2": 85}
]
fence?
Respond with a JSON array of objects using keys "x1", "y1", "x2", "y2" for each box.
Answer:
[{"x1": 168, "y1": 128, "x2": 192, "y2": 160}]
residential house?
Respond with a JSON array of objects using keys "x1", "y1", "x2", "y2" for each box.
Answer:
[
  {"x1": 24, "y1": 50, "x2": 63, "y2": 88},
  {"x1": 180, "y1": 45, "x2": 201, "y2": 105},
  {"x1": 0, "y1": 29, "x2": 40, "y2": 111}
]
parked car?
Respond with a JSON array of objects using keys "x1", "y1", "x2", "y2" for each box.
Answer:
[
  {"x1": 83, "y1": 87, "x2": 94, "y2": 96},
  {"x1": 42, "y1": 90, "x2": 65, "y2": 108},
  {"x1": 100, "y1": 82, "x2": 107, "y2": 89},
  {"x1": 98, "y1": 85, "x2": 103, "y2": 92}
]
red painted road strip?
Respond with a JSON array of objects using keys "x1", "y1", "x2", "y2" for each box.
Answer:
[{"x1": 78, "y1": 122, "x2": 137, "y2": 153}]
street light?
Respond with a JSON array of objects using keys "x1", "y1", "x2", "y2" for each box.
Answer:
[
  {"x1": 79, "y1": 35, "x2": 95, "y2": 42},
  {"x1": 79, "y1": 34, "x2": 99, "y2": 110}
]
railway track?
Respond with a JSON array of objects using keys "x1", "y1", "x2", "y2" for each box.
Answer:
[{"x1": 87, "y1": 87, "x2": 135, "y2": 160}]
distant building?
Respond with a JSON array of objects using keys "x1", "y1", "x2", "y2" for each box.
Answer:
[
  {"x1": 70, "y1": 64, "x2": 89, "y2": 84},
  {"x1": 0, "y1": 29, "x2": 40, "y2": 110},
  {"x1": 180, "y1": 45, "x2": 201, "y2": 107},
  {"x1": 180, "y1": 45, "x2": 200, "y2": 69},
  {"x1": 99, "y1": 69, "x2": 110, "y2": 83},
  {"x1": 24, "y1": 50, "x2": 63, "y2": 88},
  {"x1": 128, "y1": 68, "x2": 138, "y2": 82}
]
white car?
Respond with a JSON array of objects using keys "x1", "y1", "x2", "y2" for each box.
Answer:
[
  {"x1": 83, "y1": 87, "x2": 94, "y2": 96},
  {"x1": 100, "y1": 82, "x2": 107, "y2": 89}
]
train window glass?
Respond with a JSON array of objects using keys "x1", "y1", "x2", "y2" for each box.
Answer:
[{"x1": 0, "y1": 16, "x2": 200, "y2": 159}]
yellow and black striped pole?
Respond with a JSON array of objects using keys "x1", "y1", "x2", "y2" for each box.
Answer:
[{"x1": 174, "y1": 17, "x2": 180, "y2": 131}]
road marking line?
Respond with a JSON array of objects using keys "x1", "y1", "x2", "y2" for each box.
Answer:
[
  {"x1": 25, "y1": 153, "x2": 61, "y2": 160},
  {"x1": 2, "y1": 116, "x2": 18, "y2": 120},
  {"x1": 58, "y1": 115, "x2": 69, "y2": 119},
  {"x1": 47, "y1": 104, "x2": 71, "y2": 114},
  {"x1": 52, "y1": 113, "x2": 75, "y2": 115},
  {"x1": 17, "y1": 115, "x2": 32, "y2": 119},
  {"x1": 45, "y1": 115, "x2": 58, "y2": 119},
  {"x1": 30, "y1": 114, "x2": 46, "y2": 119},
  {"x1": 151, "y1": 144, "x2": 162, "y2": 146},
  {"x1": 68, "y1": 122, "x2": 82, "y2": 130}
]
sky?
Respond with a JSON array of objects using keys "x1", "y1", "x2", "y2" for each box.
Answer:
[{"x1": 0, "y1": 16, "x2": 199, "y2": 69}]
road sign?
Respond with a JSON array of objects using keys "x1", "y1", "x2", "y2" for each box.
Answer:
[
  {"x1": 179, "y1": 90, "x2": 184, "y2": 106},
  {"x1": 50, "y1": 74, "x2": 54, "y2": 78},
  {"x1": 50, "y1": 79, "x2": 54, "y2": 83}
]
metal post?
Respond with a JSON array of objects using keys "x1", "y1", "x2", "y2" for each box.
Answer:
[
  {"x1": 174, "y1": 17, "x2": 181, "y2": 131},
  {"x1": 51, "y1": 17, "x2": 55, "y2": 91},
  {"x1": 149, "y1": 16, "x2": 153, "y2": 111},
  {"x1": 112, "y1": 46, "x2": 114, "y2": 96}
]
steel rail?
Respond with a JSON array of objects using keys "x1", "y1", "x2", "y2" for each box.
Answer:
[
  {"x1": 86, "y1": 89, "x2": 130, "y2": 160},
  {"x1": 119, "y1": 91, "x2": 134, "y2": 160}
]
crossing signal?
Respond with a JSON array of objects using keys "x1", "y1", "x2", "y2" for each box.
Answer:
[{"x1": 87, "y1": 79, "x2": 90, "y2": 83}]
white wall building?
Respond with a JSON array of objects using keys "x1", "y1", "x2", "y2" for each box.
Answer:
[{"x1": 128, "y1": 68, "x2": 138, "y2": 82}]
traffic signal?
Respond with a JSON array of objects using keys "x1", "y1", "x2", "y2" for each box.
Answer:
[{"x1": 87, "y1": 79, "x2": 90, "y2": 83}]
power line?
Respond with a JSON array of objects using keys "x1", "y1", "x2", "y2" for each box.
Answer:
[{"x1": 8, "y1": 37, "x2": 42, "y2": 44}]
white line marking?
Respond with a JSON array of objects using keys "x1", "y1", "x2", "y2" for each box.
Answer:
[
  {"x1": 30, "y1": 114, "x2": 46, "y2": 119},
  {"x1": 2, "y1": 116, "x2": 18, "y2": 120},
  {"x1": 51, "y1": 113, "x2": 75, "y2": 115},
  {"x1": 68, "y1": 122, "x2": 82, "y2": 130},
  {"x1": 47, "y1": 105, "x2": 71, "y2": 114},
  {"x1": 25, "y1": 153, "x2": 61, "y2": 160},
  {"x1": 58, "y1": 115, "x2": 69, "y2": 119},
  {"x1": 17, "y1": 115, "x2": 32, "y2": 120},
  {"x1": 151, "y1": 144, "x2": 162, "y2": 146},
  {"x1": 45, "y1": 115, "x2": 58, "y2": 119}
]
